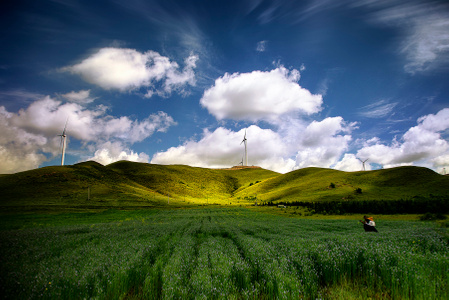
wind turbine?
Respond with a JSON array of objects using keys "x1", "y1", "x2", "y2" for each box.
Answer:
[
  {"x1": 239, "y1": 156, "x2": 244, "y2": 166},
  {"x1": 240, "y1": 130, "x2": 247, "y2": 166},
  {"x1": 58, "y1": 119, "x2": 68, "y2": 166},
  {"x1": 357, "y1": 158, "x2": 368, "y2": 171}
]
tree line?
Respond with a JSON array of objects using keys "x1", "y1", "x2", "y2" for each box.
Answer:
[{"x1": 263, "y1": 195, "x2": 449, "y2": 215}]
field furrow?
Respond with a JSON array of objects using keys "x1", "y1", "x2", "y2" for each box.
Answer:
[{"x1": 0, "y1": 208, "x2": 448, "y2": 299}]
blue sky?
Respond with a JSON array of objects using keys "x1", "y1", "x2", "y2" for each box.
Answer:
[{"x1": 1, "y1": 0, "x2": 449, "y2": 174}]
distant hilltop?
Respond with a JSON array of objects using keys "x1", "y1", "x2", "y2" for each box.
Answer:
[
  {"x1": 219, "y1": 166, "x2": 262, "y2": 170},
  {"x1": 1, "y1": 161, "x2": 448, "y2": 211}
]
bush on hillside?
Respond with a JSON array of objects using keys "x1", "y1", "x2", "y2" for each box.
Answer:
[{"x1": 420, "y1": 212, "x2": 447, "y2": 221}]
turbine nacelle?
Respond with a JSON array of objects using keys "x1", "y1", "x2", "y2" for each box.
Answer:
[
  {"x1": 357, "y1": 158, "x2": 369, "y2": 171},
  {"x1": 240, "y1": 130, "x2": 248, "y2": 166},
  {"x1": 59, "y1": 119, "x2": 69, "y2": 166},
  {"x1": 240, "y1": 131, "x2": 247, "y2": 145}
]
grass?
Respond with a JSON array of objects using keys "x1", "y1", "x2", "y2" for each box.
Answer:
[
  {"x1": 107, "y1": 161, "x2": 278, "y2": 203},
  {"x1": 1, "y1": 208, "x2": 448, "y2": 299},
  {"x1": 0, "y1": 161, "x2": 280, "y2": 210},
  {"x1": 238, "y1": 166, "x2": 449, "y2": 203},
  {"x1": 1, "y1": 161, "x2": 448, "y2": 298},
  {"x1": 1, "y1": 161, "x2": 448, "y2": 212}
]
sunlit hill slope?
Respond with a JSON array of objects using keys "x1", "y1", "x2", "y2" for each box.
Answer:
[
  {"x1": 0, "y1": 161, "x2": 448, "y2": 210},
  {"x1": 236, "y1": 166, "x2": 449, "y2": 203},
  {"x1": 0, "y1": 161, "x2": 278, "y2": 209}
]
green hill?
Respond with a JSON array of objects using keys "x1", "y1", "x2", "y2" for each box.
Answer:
[
  {"x1": 237, "y1": 166, "x2": 449, "y2": 203},
  {"x1": 0, "y1": 161, "x2": 279, "y2": 210},
  {"x1": 0, "y1": 161, "x2": 447, "y2": 211},
  {"x1": 0, "y1": 161, "x2": 161, "y2": 209},
  {"x1": 106, "y1": 162, "x2": 278, "y2": 202}
]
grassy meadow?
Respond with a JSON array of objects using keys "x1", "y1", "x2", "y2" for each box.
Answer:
[
  {"x1": 236, "y1": 166, "x2": 449, "y2": 203},
  {"x1": 1, "y1": 161, "x2": 448, "y2": 212},
  {"x1": 1, "y1": 208, "x2": 448, "y2": 299},
  {"x1": 1, "y1": 161, "x2": 449, "y2": 299}
]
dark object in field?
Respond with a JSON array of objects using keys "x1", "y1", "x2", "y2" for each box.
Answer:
[
  {"x1": 360, "y1": 215, "x2": 378, "y2": 233},
  {"x1": 363, "y1": 223, "x2": 378, "y2": 232}
]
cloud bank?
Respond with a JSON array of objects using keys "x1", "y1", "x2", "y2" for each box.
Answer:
[
  {"x1": 0, "y1": 95, "x2": 176, "y2": 173},
  {"x1": 357, "y1": 108, "x2": 449, "y2": 171},
  {"x1": 152, "y1": 66, "x2": 364, "y2": 173},
  {"x1": 154, "y1": 62, "x2": 449, "y2": 174},
  {"x1": 152, "y1": 117, "x2": 355, "y2": 173},
  {"x1": 153, "y1": 106, "x2": 449, "y2": 173}
]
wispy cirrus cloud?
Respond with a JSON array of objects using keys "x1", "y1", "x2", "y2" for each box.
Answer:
[
  {"x1": 358, "y1": 99, "x2": 398, "y2": 119},
  {"x1": 60, "y1": 90, "x2": 97, "y2": 104},
  {"x1": 364, "y1": 0, "x2": 449, "y2": 74},
  {"x1": 251, "y1": 0, "x2": 449, "y2": 74},
  {"x1": 0, "y1": 89, "x2": 44, "y2": 108},
  {"x1": 256, "y1": 40, "x2": 267, "y2": 52}
]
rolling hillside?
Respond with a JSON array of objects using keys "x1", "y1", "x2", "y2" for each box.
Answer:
[
  {"x1": 106, "y1": 161, "x2": 279, "y2": 201},
  {"x1": 0, "y1": 161, "x2": 279, "y2": 210},
  {"x1": 237, "y1": 166, "x2": 449, "y2": 202},
  {"x1": 0, "y1": 161, "x2": 448, "y2": 211}
]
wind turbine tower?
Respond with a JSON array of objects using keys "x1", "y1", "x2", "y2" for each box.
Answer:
[
  {"x1": 59, "y1": 119, "x2": 68, "y2": 166},
  {"x1": 358, "y1": 158, "x2": 368, "y2": 171},
  {"x1": 240, "y1": 130, "x2": 248, "y2": 166}
]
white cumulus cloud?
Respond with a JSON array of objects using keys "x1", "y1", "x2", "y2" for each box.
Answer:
[
  {"x1": 0, "y1": 96, "x2": 176, "y2": 173},
  {"x1": 89, "y1": 141, "x2": 150, "y2": 165},
  {"x1": 334, "y1": 153, "x2": 368, "y2": 172},
  {"x1": 357, "y1": 108, "x2": 449, "y2": 168},
  {"x1": 295, "y1": 117, "x2": 354, "y2": 168},
  {"x1": 151, "y1": 125, "x2": 295, "y2": 173},
  {"x1": 65, "y1": 47, "x2": 198, "y2": 96},
  {"x1": 200, "y1": 67, "x2": 322, "y2": 123},
  {"x1": 152, "y1": 116, "x2": 355, "y2": 173}
]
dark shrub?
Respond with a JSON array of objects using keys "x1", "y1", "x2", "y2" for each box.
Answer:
[{"x1": 420, "y1": 212, "x2": 447, "y2": 221}]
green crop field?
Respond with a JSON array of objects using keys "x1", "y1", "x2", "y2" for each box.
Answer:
[
  {"x1": 1, "y1": 162, "x2": 448, "y2": 298},
  {"x1": 1, "y1": 208, "x2": 448, "y2": 299}
]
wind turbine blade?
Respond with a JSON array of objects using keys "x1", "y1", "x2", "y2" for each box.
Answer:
[{"x1": 62, "y1": 118, "x2": 69, "y2": 135}]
